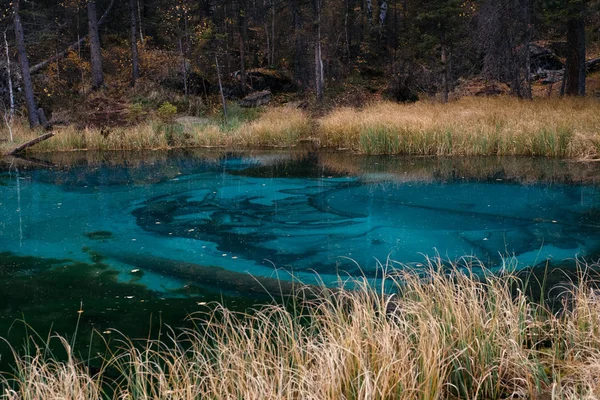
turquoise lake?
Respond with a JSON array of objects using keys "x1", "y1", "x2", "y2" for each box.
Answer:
[{"x1": 1, "y1": 151, "x2": 600, "y2": 340}]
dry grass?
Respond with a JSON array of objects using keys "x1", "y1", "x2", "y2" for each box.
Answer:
[
  {"x1": 0, "y1": 107, "x2": 311, "y2": 154},
  {"x1": 4, "y1": 260, "x2": 600, "y2": 399},
  {"x1": 319, "y1": 97, "x2": 600, "y2": 157},
  {"x1": 2, "y1": 97, "x2": 600, "y2": 157}
]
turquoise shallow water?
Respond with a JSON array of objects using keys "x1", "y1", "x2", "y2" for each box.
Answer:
[{"x1": 1, "y1": 151, "x2": 600, "y2": 338}]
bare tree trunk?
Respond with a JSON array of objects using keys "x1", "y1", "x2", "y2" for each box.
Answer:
[
  {"x1": 238, "y1": 0, "x2": 247, "y2": 94},
  {"x1": 206, "y1": 0, "x2": 217, "y2": 19},
  {"x1": 265, "y1": 21, "x2": 270, "y2": 66},
  {"x1": 292, "y1": 0, "x2": 306, "y2": 90},
  {"x1": 29, "y1": 0, "x2": 115, "y2": 74},
  {"x1": 270, "y1": 0, "x2": 275, "y2": 65},
  {"x1": 129, "y1": 0, "x2": 140, "y2": 86},
  {"x1": 378, "y1": 0, "x2": 387, "y2": 28},
  {"x1": 523, "y1": 0, "x2": 532, "y2": 99},
  {"x1": 2, "y1": 29, "x2": 14, "y2": 140},
  {"x1": 441, "y1": 38, "x2": 449, "y2": 103},
  {"x1": 3, "y1": 30, "x2": 15, "y2": 132},
  {"x1": 13, "y1": 0, "x2": 39, "y2": 128},
  {"x1": 216, "y1": 55, "x2": 227, "y2": 119},
  {"x1": 314, "y1": 0, "x2": 324, "y2": 104},
  {"x1": 344, "y1": 0, "x2": 351, "y2": 59},
  {"x1": 366, "y1": 0, "x2": 373, "y2": 26},
  {"x1": 137, "y1": 0, "x2": 145, "y2": 45},
  {"x1": 577, "y1": 15, "x2": 586, "y2": 96},
  {"x1": 87, "y1": 0, "x2": 104, "y2": 90},
  {"x1": 565, "y1": 15, "x2": 586, "y2": 96},
  {"x1": 179, "y1": 38, "x2": 188, "y2": 99}
]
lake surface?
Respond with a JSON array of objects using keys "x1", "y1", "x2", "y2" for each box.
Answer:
[{"x1": 1, "y1": 150, "x2": 600, "y2": 340}]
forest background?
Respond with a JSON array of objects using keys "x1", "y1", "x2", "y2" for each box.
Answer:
[{"x1": 0, "y1": 0, "x2": 599, "y2": 134}]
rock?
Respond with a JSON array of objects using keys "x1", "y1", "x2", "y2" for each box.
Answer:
[{"x1": 239, "y1": 90, "x2": 272, "y2": 108}]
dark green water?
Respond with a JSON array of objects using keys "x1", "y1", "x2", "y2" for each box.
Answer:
[{"x1": 1, "y1": 150, "x2": 600, "y2": 346}]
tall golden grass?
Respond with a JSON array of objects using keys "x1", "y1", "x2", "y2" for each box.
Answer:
[
  {"x1": 0, "y1": 107, "x2": 311, "y2": 154},
  {"x1": 319, "y1": 97, "x2": 600, "y2": 157},
  {"x1": 2, "y1": 97, "x2": 600, "y2": 157},
  {"x1": 3, "y1": 259, "x2": 600, "y2": 399}
]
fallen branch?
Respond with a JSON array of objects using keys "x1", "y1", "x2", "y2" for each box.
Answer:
[
  {"x1": 29, "y1": 0, "x2": 115, "y2": 74},
  {"x1": 7, "y1": 133, "x2": 55, "y2": 156}
]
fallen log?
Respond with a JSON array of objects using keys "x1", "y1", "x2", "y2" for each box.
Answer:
[
  {"x1": 587, "y1": 57, "x2": 600, "y2": 74},
  {"x1": 7, "y1": 133, "x2": 55, "y2": 156}
]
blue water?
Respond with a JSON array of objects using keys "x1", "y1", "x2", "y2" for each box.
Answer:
[{"x1": 2, "y1": 152, "x2": 600, "y2": 298}]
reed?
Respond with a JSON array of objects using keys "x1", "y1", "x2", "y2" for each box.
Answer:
[
  {"x1": 3, "y1": 259, "x2": 600, "y2": 399},
  {"x1": 319, "y1": 97, "x2": 600, "y2": 157}
]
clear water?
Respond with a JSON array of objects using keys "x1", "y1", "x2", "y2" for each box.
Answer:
[{"x1": 1, "y1": 151, "x2": 600, "y2": 338}]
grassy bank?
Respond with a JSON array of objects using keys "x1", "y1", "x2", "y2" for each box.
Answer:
[
  {"x1": 320, "y1": 97, "x2": 600, "y2": 157},
  {"x1": 2, "y1": 260, "x2": 600, "y2": 399},
  {"x1": 1, "y1": 97, "x2": 600, "y2": 157},
  {"x1": 0, "y1": 106, "x2": 312, "y2": 154}
]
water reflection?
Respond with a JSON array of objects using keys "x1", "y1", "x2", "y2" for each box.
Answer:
[{"x1": 1, "y1": 150, "x2": 600, "y2": 293}]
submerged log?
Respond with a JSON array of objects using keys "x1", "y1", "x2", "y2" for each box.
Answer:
[
  {"x1": 7, "y1": 133, "x2": 55, "y2": 156},
  {"x1": 239, "y1": 90, "x2": 272, "y2": 108}
]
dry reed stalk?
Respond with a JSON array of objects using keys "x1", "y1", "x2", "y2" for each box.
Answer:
[
  {"x1": 4, "y1": 260, "x2": 600, "y2": 399},
  {"x1": 319, "y1": 97, "x2": 600, "y2": 157}
]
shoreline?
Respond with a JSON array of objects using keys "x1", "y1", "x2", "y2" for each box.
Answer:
[{"x1": 2, "y1": 97, "x2": 600, "y2": 158}]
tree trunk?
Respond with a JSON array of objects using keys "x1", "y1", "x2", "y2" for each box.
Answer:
[
  {"x1": 87, "y1": 0, "x2": 104, "y2": 90},
  {"x1": 292, "y1": 0, "x2": 307, "y2": 90},
  {"x1": 179, "y1": 38, "x2": 188, "y2": 99},
  {"x1": 13, "y1": 0, "x2": 40, "y2": 128},
  {"x1": 366, "y1": 0, "x2": 373, "y2": 26},
  {"x1": 137, "y1": 0, "x2": 145, "y2": 45},
  {"x1": 378, "y1": 0, "x2": 388, "y2": 29},
  {"x1": 565, "y1": 16, "x2": 586, "y2": 96},
  {"x1": 205, "y1": 0, "x2": 217, "y2": 20},
  {"x1": 3, "y1": 30, "x2": 15, "y2": 122},
  {"x1": 270, "y1": 0, "x2": 275, "y2": 65},
  {"x1": 215, "y1": 55, "x2": 227, "y2": 119},
  {"x1": 441, "y1": 39, "x2": 449, "y2": 103},
  {"x1": 314, "y1": 0, "x2": 324, "y2": 104},
  {"x1": 238, "y1": 0, "x2": 247, "y2": 94},
  {"x1": 577, "y1": 14, "x2": 586, "y2": 96},
  {"x1": 523, "y1": 0, "x2": 532, "y2": 99},
  {"x1": 29, "y1": 0, "x2": 115, "y2": 74},
  {"x1": 129, "y1": 0, "x2": 140, "y2": 86}
]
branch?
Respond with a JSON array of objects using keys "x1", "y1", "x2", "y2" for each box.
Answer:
[{"x1": 29, "y1": 0, "x2": 116, "y2": 74}]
